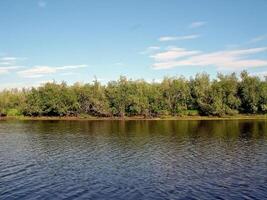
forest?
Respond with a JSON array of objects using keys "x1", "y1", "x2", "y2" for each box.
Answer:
[{"x1": 0, "y1": 71, "x2": 267, "y2": 118}]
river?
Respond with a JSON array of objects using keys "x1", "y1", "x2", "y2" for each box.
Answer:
[{"x1": 0, "y1": 120, "x2": 266, "y2": 199}]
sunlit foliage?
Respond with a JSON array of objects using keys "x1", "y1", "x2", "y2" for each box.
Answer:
[{"x1": 0, "y1": 71, "x2": 266, "y2": 117}]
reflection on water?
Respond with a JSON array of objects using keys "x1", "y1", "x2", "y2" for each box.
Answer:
[{"x1": 0, "y1": 120, "x2": 267, "y2": 199}]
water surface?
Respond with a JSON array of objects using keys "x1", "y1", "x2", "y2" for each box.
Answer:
[{"x1": 0, "y1": 120, "x2": 267, "y2": 199}]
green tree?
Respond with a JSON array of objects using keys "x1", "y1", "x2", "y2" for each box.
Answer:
[
  {"x1": 161, "y1": 77, "x2": 191, "y2": 115},
  {"x1": 1, "y1": 71, "x2": 266, "y2": 118},
  {"x1": 0, "y1": 89, "x2": 26, "y2": 116},
  {"x1": 190, "y1": 73, "x2": 213, "y2": 115},
  {"x1": 258, "y1": 76, "x2": 267, "y2": 113},
  {"x1": 211, "y1": 73, "x2": 241, "y2": 115},
  {"x1": 105, "y1": 77, "x2": 150, "y2": 117},
  {"x1": 238, "y1": 71, "x2": 261, "y2": 114},
  {"x1": 73, "y1": 80, "x2": 110, "y2": 117},
  {"x1": 23, "y1": 82, "x2": 79, "y2": 116}
]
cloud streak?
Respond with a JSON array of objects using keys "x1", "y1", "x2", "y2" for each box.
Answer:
[
  {"x1": 151, "y1": 47, "x2": 267, "y2": 70},
  {"x1": 140, "y1": 46, "x2": 161, "y2": 54},
  {"x1": 150, "y1": 47, "x2": 200, "y2": 62},
  {"x1": 250, "y1": 71, "x2": 267, "y2": 78},
  {"x1": 18, "y1": 65, "x2": 87, "y2": 78},
  {"x1": 0, "y1": 57, "x2": 26, "y2": 62},
  {"x1": 248, "y1": 34, "x2": 267, "y2": 44},
  {"x1": 0, "y1": 66, "x2": 21, "y2": 74},
  {"x1": 38, "y1": 0, "x2": 47, "y2": 8},
  {"x1": 158, "y1": 34, "x2": 200, "y2": 42},
  {"x1": 189, "y1": 21, "x2": 206, "y2": 29}
]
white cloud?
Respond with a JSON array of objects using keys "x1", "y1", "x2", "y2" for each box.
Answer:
[
  {"x1": 56, "y1": 64, "x2": 88, "y2": 70},
  {"x1": 0, "y1": 57, "x2": 27, "y2": 70},
  {"x1": 61, "y1": 72, "x2": 79, "y2": 76},
  {"x1": 0, "y1": 57, "x2": 26, "y2": 62},
  {"x1": 146, "y1": 46, "x2": 160, "y2": 51},
  {"x1": 158, "y1": 34, "x2": 200, "y2": 42},
  {"x1": 0, "y1": 66, "x2": 22, "y2": 75},
  {"x1": 38, "y1": 0, "x2": 47, "y2": 8},
  {"x1": 18, "y1": 65, "x2": 88, "y2": 78},
  {"x1": 140, "y1": 46, "x2": 161, "y2": 54},
  {"x1": 150, "y1": 47, "x2": 200, "y2": 62},
  {"x1": 151, "y1": 47, "x2": 267, "y2": 70},
  {"x1": 159, "y1": 36, "x2": 177, "y2": 42},
  {"x1": 0, "y1": 80, "x2": 54, "y2": 91},
  {"x1": 0, "y1": 69, "x2": 8, "y2": 75},
  {"x1": 249, "y1": 34, "x2": 267, "y2": 44},
  {"x1": 250, "y1": 71, "x2": 267, "y2": 79},
  {"x1": 0, "y1": 62, "x2": 12, "y2": 65},
  {"x1": 18, "y1": 66, "x2": 56, "y2": 78},
  {"x1": 0, "y1": 57, "x2": 17, "y2": 61},
  {"x1": 189, "y1": 21, "x2": 207, "y2": 29},
  {"x1": 113, "y1": 62, "x2": 124, "y2": 66}
]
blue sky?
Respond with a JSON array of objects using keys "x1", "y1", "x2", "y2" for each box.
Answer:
[{"x1": 1, "y1": 0, "x2": 267, "y2": 89}]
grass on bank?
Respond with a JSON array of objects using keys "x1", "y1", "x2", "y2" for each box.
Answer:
[{"x1": 1, "y1": 112, "x2": 267, "y2": 121}]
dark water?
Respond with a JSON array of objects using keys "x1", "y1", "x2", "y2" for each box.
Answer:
[{"x1": 0, "y1": 120, "x2": 267, "y2": 200}]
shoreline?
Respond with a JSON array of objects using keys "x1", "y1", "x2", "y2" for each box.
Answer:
[{"x1": 1, "y1": 115, "x2": 267, "y2": 121}]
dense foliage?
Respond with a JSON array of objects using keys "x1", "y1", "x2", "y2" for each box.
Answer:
[{"x1": 0, "y1": 72, "x2": 267, "y2": 117}]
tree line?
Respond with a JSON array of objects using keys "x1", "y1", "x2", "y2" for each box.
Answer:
[{"x1": 0, "y1": 71, "x2": 267, "y2": 117}]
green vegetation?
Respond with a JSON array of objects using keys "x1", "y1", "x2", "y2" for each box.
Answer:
[{"x1": 0, "y1": 71, "x2": 267, "y2": 118}]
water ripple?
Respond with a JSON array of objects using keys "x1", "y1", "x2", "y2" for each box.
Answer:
[{"x1": 0, "y1": 120, "x2": 267, "y2": 200}]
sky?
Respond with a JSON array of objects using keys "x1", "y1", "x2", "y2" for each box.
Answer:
[{"x1": 1, "y1": 0, "x2": 267, "y2": 89}]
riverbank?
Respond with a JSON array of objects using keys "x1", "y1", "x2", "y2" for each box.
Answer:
[{"x1": 1, "y1": 115, "x2": 267, "y2": 121}]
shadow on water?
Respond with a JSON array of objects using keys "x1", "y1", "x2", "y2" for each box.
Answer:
[
  {"x1": 3, "y1": 119, "x2": 266, "y2": 137},
  {"x1": 0, "y1": 120, "x2": 266, "y2": 200}
]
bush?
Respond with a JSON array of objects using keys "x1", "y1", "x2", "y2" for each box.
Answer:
[
  {"x1": 0, "y1": 71, "x2": 267, "y2": 117},
  {"x1": 7, "y1": 109, "x2": 22, "y2": 116},
  {"x1": 185, "y1": 110, "x2": 199, "y2": 116}
]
